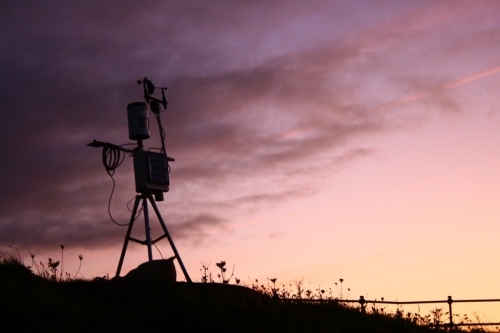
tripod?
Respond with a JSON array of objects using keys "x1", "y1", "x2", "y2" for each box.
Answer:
[{"x1": 115, "y1": 192, "x2": 192, "y2": 282}]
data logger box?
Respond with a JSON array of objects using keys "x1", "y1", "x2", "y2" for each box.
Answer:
[{"x1": 133, "y1": 150, "x2": 170, "y2": 194}]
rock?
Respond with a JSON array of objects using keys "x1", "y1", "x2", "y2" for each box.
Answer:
[{"x1": 119, "y1": 257, "x2": 176, "y2": 283}]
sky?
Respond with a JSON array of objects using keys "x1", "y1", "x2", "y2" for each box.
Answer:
[{"x1": 1, "y1": 0, "x2": 500, "y2": 320}]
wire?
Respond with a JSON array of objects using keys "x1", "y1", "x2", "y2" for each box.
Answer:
[
  {"x1": 153, "y1": 111, "x2": 171, "y2": 174},
  {"x1": 102, "y1": 144, "x2": 125, "y2": 175},
  {"x1": 153, "y1": 112, "x2": 166, "y2": 154},
  {"x1": 153, "y1": 242, "x2": 164, "y2": 259},
  {"x1": 102, "y1": 144, "x2": 129, "y2": 226},
  {"x1": 126, "y1": 195, "x2": 143, "y2": 221}
]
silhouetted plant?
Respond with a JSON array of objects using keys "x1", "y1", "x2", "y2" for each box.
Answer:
[
  {"x1": 24, "y1": 246, "x2": 84, "y2": 281},
  {"x1": 293, "y1": 278, "x2": 304, "y2": 299},
  {"x1": 47, "y1": 257, "x2": 60, "y2": 280},
  {"x1": 200, "y1": 261, "x2": 214, "y2": 283},
  {"x1": 199, "y1": 260, "x2": 236, "y2": 284},
  {"x1": 0, "y1": 246, "x2": 23, "y2": 265},
  {"x1": 269, "y1": 278, "x2": 279, "y2": 298},
  {"x1": 335, "y1": 278, "x2": 350, "y2": 300},
  {"x1": 59, "y1": 244, "x2": 64, "y2": 280},
  {"x1": 315, "y1": 285, "x2": 326, "y2": 300},
  {"x1": 74, "y1": 254, "x2": 84, "y2": 278},
  {"x1": 216, "y1": 260, "x2": 235, "y2": 284}
]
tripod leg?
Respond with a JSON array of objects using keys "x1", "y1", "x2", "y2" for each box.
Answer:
[
  {"x1": 116, "y1": 195, "x2": 141, "y2": 277},
  {"x1": 143, "y1": 194, "x2": 153, "y2": 262},
  {"x1": 148, "y1": 195, "x2": 192, "y2": 283}
]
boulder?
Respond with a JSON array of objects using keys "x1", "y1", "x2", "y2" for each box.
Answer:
[{"x1": 120, "y1": 257, "x2": 176, "y2": 283}]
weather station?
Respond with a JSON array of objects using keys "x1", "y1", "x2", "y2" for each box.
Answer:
[{"x1": 88, "y1": 78, "x2": 191, "y2": 282}]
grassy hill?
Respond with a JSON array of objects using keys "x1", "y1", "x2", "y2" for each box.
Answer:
[{"x1": 0, "y1": 255, "x2": 487, "y2": 332}]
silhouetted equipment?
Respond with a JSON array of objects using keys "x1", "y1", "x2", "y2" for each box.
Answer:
[
  {"x1": 87, "y1": 78, "x2": 191, "y2": 282},
  {"x1": 137, "y1": 77, "x2": 168, "y2": 110},
  {"x1": 133, "y1": 150, "x2": 171, "y2": 195},
  {"x1": 127, "y1": 102, "x2": 150, "y2": 140}
]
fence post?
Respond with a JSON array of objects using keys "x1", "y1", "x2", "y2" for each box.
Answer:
[
  {"x1": 447, "y1": 296, "x2": 453, "y2": 327},
  {"x1": 359, "y1": 296, "x2": 366, "y2": 313}
]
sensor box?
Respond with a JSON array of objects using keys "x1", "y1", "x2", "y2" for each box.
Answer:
[
  {"x1": 133, "y1": 150, "x2": 169, "y2": 194},
  {"x1": 127, "y1": 102, "x2": 150, "y2": 140}
]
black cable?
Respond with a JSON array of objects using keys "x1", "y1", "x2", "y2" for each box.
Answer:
[
  {"x1": 102, "y1": 144, "x2": 124, "y2": 174},
  {"x1": 153, "y1": 242, "x2": 164, "y2": 259},
  {"x1": 102, "y1": 144, "x2": 129, "y2": 226},
  {"x1": 154, "y1": 112, "x2": 166, "y2": 154},
  {"x1": 153, "y1": 112, "x2": 171, "y2": 174},
  {"x1": 126, "y1": 195, "x2": 143, "y2": 221}
]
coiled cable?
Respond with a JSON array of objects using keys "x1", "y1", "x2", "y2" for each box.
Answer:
[{"x1": 102, "y1": 144, "x2": 129, "y2": 226}]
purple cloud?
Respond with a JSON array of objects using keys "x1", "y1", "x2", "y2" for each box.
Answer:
[{"x1": 1, "y1": 1, "x2": 497, "y2": 251}]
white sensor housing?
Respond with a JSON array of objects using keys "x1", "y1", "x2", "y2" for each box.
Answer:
[{"x1": 127, "y1": 102, "x2": 150, "y2": 140}]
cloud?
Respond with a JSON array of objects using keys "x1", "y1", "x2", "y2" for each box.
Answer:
[
  {"x1": 373, "y1": 66, "x2": 500, "y2": 115},
  {"x1": 166, "y1": 213, "x2": 229, "y2": 247},
  {"x1": 0, "y1": 1, "x2": 497, "y2": 250}
]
